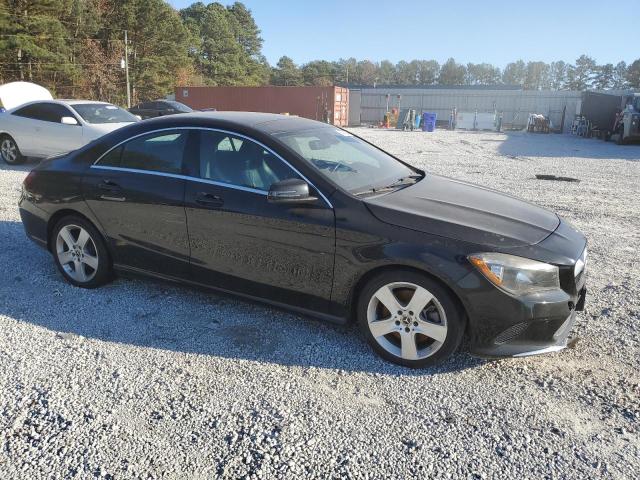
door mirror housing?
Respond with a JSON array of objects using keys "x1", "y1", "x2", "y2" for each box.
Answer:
[
  {"x1": 268, "y1": 178, "x2": 318, "y2": 204},
  {"x1": 61, "y1": 116, "x2": 79, "y2": 125}
]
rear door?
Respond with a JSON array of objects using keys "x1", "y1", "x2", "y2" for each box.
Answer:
[
  {"x1": 184, "y1": 129, "x2": 336, "y2": 312},
  {"x1": 83, "y1": 129, "x2": 194, "y2": 278}
]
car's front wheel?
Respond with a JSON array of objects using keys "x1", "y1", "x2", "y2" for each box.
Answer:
[
  {"x1": 357, "y1": 270, "x2": 465, "y2": 368},
  {"x1": 52, "y1": 216, "x2": 112, "y2": 288},
  {"x1": 0, "y1": 135, "x2": 25, "y2": 165}
]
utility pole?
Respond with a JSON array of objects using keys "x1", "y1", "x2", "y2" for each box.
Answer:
[{"x1": 124, "y1": 30, "x2": 131, "y2": 108}]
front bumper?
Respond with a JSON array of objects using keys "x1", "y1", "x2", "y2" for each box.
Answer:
[{"x1": 469, "y1": 284, "x2": 586, "y2": 358}]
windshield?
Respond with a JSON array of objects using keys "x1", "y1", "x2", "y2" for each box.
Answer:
[
  {"x1": 71, "y1": 103, "x2": 138, "y2": 124},
  {"x1": 275, "y1": 127, "x2": 419, "y2": 194},
  {"x1": 165, "y1": 101, "x2": 193, "y2": 112}
]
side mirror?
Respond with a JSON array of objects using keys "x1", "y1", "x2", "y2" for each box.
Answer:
[
  {"x1": 268, "y1": 178, "x2": 318, "y2": 204},
  {"x1": 61, "y1": 116, "x2": 79, "y2": 126}
]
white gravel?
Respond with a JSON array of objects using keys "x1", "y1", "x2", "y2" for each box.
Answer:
[{"x1": 0, "y1": 130, "x2": 638, "y2": 479}]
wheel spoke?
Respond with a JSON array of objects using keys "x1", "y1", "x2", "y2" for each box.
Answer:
[
  {"x1": 400, "y1": 333, "x2": 419, "y2": 360},
  {"x1": 369, "y1": 318, "x2": 397, "y2": 338},
  {"x1": 58, "y1": 227, "x2": 75, "y2": 249},
  {"x1": 73, "y1": 260, "x2": 87, "y2": 282},
  {"x1": 406, "y1": 286, "x2": 434, "y2": 314},
  {"x1": 57, "y1": 250, "x2": 74, "y2": 265},
  {"x1": 374, "y1": 285, "x2": 401, "y2": 315},
  {"x1": 77, "y1": 229, "x2": 90, "y2": 249},
  {"x1": 82, "y1": 254, "x2": 98, "y2": 270},
  {"x1": 415, "y1": 320, "x2": 448, "y2": 343}
]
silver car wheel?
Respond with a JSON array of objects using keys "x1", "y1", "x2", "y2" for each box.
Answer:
[
  {"x1": 1, "y1": 138, "x2": 18, "y2": 163},
  {"x1": 56, "y1": 224, "x2": 99, "y2": 283},
  {"x1": 367, "y1": 282, "x2": 448, "y2": 361}
]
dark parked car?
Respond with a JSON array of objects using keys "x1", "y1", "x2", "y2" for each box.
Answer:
[
  {"x1": 19, "y1": 112, "x2": 587, "y2": 367},
  {"x1": 128, "y1": 100, "x2": 193, "y2": 119}
]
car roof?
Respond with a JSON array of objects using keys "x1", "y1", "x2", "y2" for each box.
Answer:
[
  {"x1": 8, "y1": 99, "x2": 114, "y2": 112},
  {"x1": 138, "y1": 111, "x2": 333, "y2": 134},
  {"x1": 57, "y1": 99, "x2": 113, "y2": 106}
]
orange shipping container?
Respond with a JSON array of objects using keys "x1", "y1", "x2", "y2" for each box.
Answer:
[{"x1": 175, "y1": 86, "x2": 349, "y2": 127}]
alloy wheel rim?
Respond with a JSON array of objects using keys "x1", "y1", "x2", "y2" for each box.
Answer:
[
  {"x1": 1, "y1": 139, "x2": 17, "y2": 162},
  {"x1": 367, "y1": 282, "x2": 448, "y2": 361},
  {"x1": 56, "y1": 225, "x2": 99, "y2": 283}
]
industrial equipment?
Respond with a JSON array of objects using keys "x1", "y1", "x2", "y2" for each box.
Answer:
[{"x1": 610, "y1": 94, "x2": 640, "y2": 145}]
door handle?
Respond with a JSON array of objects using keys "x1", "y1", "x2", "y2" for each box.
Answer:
[
  {"x1": 98, "y1": 179, "x2": 121, "y2": 192},
  {"x1": 195, "y1": 192, "x2": 224, "y2": 208},
  {"x1": 98, "y1": 179, "x2": 125, "y2": 201}
]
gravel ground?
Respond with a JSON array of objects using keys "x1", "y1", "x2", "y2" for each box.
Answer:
[{"x1": 0, "y1": 129, "x2": 638, "y2": 479}]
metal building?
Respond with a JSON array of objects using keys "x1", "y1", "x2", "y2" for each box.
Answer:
[{"x1": 358, "y1": 87, "x2": 581, "y2": 131}]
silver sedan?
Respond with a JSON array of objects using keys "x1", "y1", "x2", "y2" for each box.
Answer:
[{"x1": 0, "y1": 100, "x2": 138, "y2": 165}]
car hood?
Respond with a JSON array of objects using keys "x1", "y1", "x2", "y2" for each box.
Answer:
[
  {"x1": 364, "y1": 174, "x2": 560, "y2": 248},
  {"x1": 1, "y1": 81, "x2": 53, "y2": 110}
]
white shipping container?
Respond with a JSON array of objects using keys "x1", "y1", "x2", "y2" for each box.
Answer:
[
  {"x1": 476, "y1": 112, "x2": 496, "y2": 130},
  {"x1": 456, "y1": 112, "x2": 476, "y2": 129}
]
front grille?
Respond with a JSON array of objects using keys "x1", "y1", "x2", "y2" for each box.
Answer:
[{"x1": 494, "y1": 322, "x2": 530, "y2": 344}]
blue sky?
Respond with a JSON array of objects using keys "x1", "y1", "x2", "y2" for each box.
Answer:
[{"x1": 168, "y1": 0, "x2": 637, "y2": 67}]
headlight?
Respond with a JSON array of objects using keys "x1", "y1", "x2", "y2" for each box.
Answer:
[{"x1": 468, "y1": 253, "x2": 560, "y2": 296}]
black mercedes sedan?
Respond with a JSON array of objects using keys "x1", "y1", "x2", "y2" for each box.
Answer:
[{"x1": 18, "y1": 112, "x2": 587, "y2": 367}]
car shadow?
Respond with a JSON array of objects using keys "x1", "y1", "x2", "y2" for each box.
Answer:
[
  {"x1": 1, "y1": 219, "x2": 487, "y2": 376},
  {"x1": 496, "y1": 131, "x2": 640, "y2": 161},
  {"x1": 0, "y1": 157, "x2": 38, "y2": 172}
]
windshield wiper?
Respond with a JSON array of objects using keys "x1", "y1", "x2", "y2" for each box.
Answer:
[
  {"x1": 352, "y1": 174, "x2": 422, "y2": 197},
  {"x1": 384, "y1": 174, "x2": 422, "y2": 189}
]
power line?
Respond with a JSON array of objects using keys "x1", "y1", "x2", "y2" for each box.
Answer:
[
  {"x1": 0, "y1": 62, "x2": 121, "y2": 66},
  {"x1": 0, "y1": 33, "x2": 123, "y2": 42},
  {"x1": 0, "y1": 7, "x2": 127, "y2": 31}
]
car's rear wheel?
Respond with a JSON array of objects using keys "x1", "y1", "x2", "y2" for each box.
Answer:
[
  {"x1": 357, "y1": 270, "x2": 465, "y2": 368},
  {"x1": 52, "y1": 216, "x2": 111, "y2": 288},
  {"x1": 0, "y1": 135, "x2": 25, "y2": 165}
]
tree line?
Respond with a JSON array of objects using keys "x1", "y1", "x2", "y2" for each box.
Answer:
[
  {"x1": 272, "y1": 56, "x2": 640, "y2": 91},
  {"x1": 1, "y1": 0, "x2": 639, "y2": 107}
]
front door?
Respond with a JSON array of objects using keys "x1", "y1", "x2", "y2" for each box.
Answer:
[
  {"x1": 83, "y1": 129, "x2": 193, "y2": 278},
  {"x1": 184, "y1": 129, "x2": 335, "y2": 312}
]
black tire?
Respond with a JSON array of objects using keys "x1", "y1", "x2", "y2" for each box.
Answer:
[
  {"x1": 0, "y1": 134, "x2": 25, "y2": 165},
  {"x1": 51, "y1": 215, "x2": 112, "y2": 288},
  {"x1": 357, "y1": 270, "x2": 465, "y2": 368}
]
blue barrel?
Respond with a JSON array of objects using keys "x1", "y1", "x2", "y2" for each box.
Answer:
[{"x1": 422, "y1": 112, "x2": 437, "y2": 132}]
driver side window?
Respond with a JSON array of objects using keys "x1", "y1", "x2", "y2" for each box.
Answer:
[{"x1": 198, "y1": 130, "x2": 298, "y2": 191}]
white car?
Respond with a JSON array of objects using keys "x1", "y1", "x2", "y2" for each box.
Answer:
[{"x1": 0, "y1": 99, "x2": 139, "y2": 165}]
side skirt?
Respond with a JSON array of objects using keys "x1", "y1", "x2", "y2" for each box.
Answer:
[{"x1": 114, "y1": 264, "x2": 349, "y2": 326}]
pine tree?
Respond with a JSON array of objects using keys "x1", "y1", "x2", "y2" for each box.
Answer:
[
  {"x1": 548, "y1": 61, "x2": 568, "y2": 90},
  {"x1": 524, "y1": 61, "x2": 550, "y2": 90},
  {"x1": 502, "y1": 60, "x2": 526, "y2": 86},
  {"x1": 593, "y1": 63, "x2": 615, "y2": 90},
  {"x1": 612, "y1": 61, "x2": 629, "y2": 89},
  {"x1": 567, "y1": 55, "x2": 597, "y2": 90},
  {"x1": 271, "y1": 56, "x2": 303, "y2": 86},
  {"x1": 0, "y1": 0, "x2": 77, "y2": 91},
  {"x1": 438, "y1": 58, "x2": 466, "y2": 86},
  {"x1": 627, "y1": 59, "x2": 640, "y2": 89}
]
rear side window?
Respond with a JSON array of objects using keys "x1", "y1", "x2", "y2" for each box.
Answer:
[
  {"x1": 13, "y1": 102, "x2": 74, "y2": 123},
  {"x1": 97, "y1": 130, "x2": 187, "y2": 174},
  {"x1": 98, "y1": 146, "x2": 123, "y2": 167}
]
